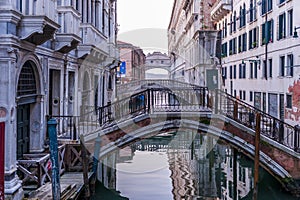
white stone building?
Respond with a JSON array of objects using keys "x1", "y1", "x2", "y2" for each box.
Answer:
[
  {"x1": 0, "y1": 0, "x2": 118, "y2": 199},
  {"x1": 168, "y1": 0, "x2": 221, "y2": 89},
  {"x1": 211, "y1": 0, "x2": 300, "y2": 125}
]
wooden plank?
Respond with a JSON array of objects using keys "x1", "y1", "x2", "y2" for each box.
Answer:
[{"x1": 27, "y1": 172, "x2": 94, "y2": 200}]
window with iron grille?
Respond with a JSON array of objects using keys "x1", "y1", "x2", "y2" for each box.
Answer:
[{"x1": 17, "y1": 61, "x2": 37, "y2": 97}]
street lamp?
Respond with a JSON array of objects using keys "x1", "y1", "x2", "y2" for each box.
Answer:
[{"x1": 293, "y1": 26, "x2": 300, "y2": 38}]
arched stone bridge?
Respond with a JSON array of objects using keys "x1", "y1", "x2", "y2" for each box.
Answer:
[{"x1": 80, "y1": 80, "x2": 300, "y2": 195}]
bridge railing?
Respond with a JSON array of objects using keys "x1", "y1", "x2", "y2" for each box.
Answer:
[
  {"x1": 215, "y1": 89, "x2": 299, "y2": 152},
  {"x1": 97, "y1": 87, "x2": 210, "y2": 126}
]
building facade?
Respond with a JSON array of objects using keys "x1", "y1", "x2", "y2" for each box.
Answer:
[
  {"x1": 211, "y1": 0, "x2": 300, "y2": 125},
  {"x1": 144, "y1": 51, "x2": 171, "y2": 79},
  {"x1": 117, "y1": 41, "x2": 145, "y2": 84},
  {"x1": 168, "y1": 0, "x2": 220, "y2": 88},
  {"x1": 0, "y1": 0, "x2": 118, "y2": 199}
]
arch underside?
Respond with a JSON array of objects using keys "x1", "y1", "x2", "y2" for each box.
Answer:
[{"x1": 83, "y1": 115, "x2": 292, "y2": 186}]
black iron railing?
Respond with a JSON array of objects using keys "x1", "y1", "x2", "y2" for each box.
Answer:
[
  {"x1": 97, "y1": 87, "x2": 210, "y2": 126},
  {"x1": 214, "y1": 89, "x2": 299, "y2": 152}
]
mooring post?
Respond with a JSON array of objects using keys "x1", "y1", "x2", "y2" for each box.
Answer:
[
  {"x1": 0, "y1": 122, "x2": 5, "y2": 200},
  {"x1": 48, "y1": 118, "x2": 61, "y2": 200},
  {"x1": 253, "y1": 112, "x2": 261, "y2": 200},
  {"x1": 80, "y1": 135, "x2": 90, "y2": 199},
  {"x1": 91, "y1": 137, "x2": 101, "y2": 195}
]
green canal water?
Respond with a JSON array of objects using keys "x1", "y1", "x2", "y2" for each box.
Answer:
[{"x1": 91, "y1": 131, "x2": 298, "y2": 200}]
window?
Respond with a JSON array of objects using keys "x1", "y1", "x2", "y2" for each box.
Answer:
[
  {"x1": 250, "y1": 63, "x2": 253, "y2": 79},
  {"x1": 230, "y1": 14, "x2": 233, "y2": 34},
  {"x1": 230, "y1": 65, "x2": 233, "y2": 79},
  {"x1": 262, "y1": 0, "x2": 272, "y2": 15},
  {"x1": 222, "y1": 67, "x2": 227, "y2": 79},
  {"x1": 262, "y1": 60, "x2": 267, "y2": 79},
  {"x1": 262, "y1": 20, "x2": 273, "y2": 44},
  {"x1": 249, "y1": 27, "x2": 258, "y2": 49},
  {"x1": 234, "y1": 90, "x2": 237, "y2": 97},
  {"x1": 288, "y1": 9, "x2": 293, "y2": 37},
  {"x1": 268, "y1": 59, "x2": 272, "y2": 77},
  {"x1": 239, "y1": 90, "x2": 242, "y2": 99},
  {"x1": 279, "y1": 0, "x2": 286, "y2": 4},
  {"x1": 225, "y1": 19, "x2": 228, "y2": 37},
  {"x1": 254, "y1": 62, "x2": 258, "y2": 78},
  {"x1": 234, "y1": 65, "x2": 237, "y2": 79},
  {"x1": 239, "y1": 4, "x2": 246, "y2": 28},
  {"x1": 222, "y1": 43, "x2": 228, "y2": 57},
  {"x1": 287, "y1": 54, "x2": 294, "y2": 76},
  {"x1": 286, "y1": 94, "x2": 292, "y2": 109},
  {"x1": 250, "y1": 91, "x2": 253, "y2": 101},
  {"x1": 268, "y1": 93, "x2": 278, "y2": 117},
  {"x1": 249, "y1": 0, "x2": 257, "y2": 22},
  {"x1": 278, "y1": 13, "x2": 286, "y2": 40},
  {"x1": 242, "y1": 33, "x2": 247, "y2": 51},
  {"x1": 229, "y1": 38, "x2": 237, "y2": 55},
  {"x1": 279, "y1": 56, "x2": 285, "y2": 76},
  {"x1": 239, "y1": 64, "x2": 246, "y2": 79},
  {"x1": 243, "y1": 91, "x2": 246, "y2": 100},
  {"x1": 263, "y1": 93, "x2": 266, "y2": 112},
  {"x1": 238, "y1": 35, "x2": 242, "y2": 53},
  {"x1": 233, "y1": 11, "x2": 237, "y2": 32}
]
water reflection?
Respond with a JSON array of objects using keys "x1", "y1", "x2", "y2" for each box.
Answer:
[{"x1": 94, "y1": 130, "x2": 297, "y2": 200}]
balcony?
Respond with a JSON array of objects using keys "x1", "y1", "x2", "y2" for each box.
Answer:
[
  {"x1": 211, "y1": 0, "x2": 232, "y2": 22},
  {"x1": 184, "y1": 0, "x2": 199, "y2": 31},
  {"x1": 19, "y1": 16, "x2": 60, "y2": 45},
  {"x1": 55, "y1": 33, "x2": 81, "y2": 53},
  {"x1": 77, "y1": 44, "x2": 108, "y2": 64}
]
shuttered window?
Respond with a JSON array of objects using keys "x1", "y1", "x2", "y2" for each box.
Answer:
[{"x1": 278, "y1": 13, "x2": 286, "y2": 40}]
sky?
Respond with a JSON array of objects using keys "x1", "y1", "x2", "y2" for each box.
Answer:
[{"x1": 117, "y1": 0, "x2": 174, "y2": 54}]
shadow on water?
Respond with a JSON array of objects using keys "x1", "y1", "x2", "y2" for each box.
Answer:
[{"x1": 91, "y1": 181, "x2": 129, "y2": 200}]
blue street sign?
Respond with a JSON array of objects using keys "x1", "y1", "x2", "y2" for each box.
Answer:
[{"x1": 120, "y1": 61, "x2": 126, "y2": 75}]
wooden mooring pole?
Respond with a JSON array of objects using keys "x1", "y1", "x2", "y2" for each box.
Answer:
[
  {"x1": 0, "y1": 122, "x2": 5, "y2": 200},
  {"x1": 80, "y1": 135, "x2": 90, "y2": 199},
  {"x1": 48, "y1": 118, "x2": 61, "y2": 200},
  {"x1": 253, "y1": 113, "x2": 261, "y2": 200}
]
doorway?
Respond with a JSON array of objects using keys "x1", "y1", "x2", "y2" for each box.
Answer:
[{"x1": 16, "y1": 104, "x2": 30, "y2": 159}]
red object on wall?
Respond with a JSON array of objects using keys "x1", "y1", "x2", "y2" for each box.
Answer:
[{"x1": 0, "y1": 122, "x2": 5, "y2": 200}]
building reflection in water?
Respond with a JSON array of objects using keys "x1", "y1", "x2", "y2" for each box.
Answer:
[{"x1": 98, "y1": 130, "x2": 255, "y2": 199}]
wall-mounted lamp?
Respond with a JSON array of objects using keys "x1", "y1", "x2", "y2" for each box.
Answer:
[{"x1": 293, "y1": 26, "x2": 300, "y2": 38}]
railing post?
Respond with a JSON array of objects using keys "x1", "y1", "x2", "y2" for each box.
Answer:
[
  {"x1": 147, "y1": 89, "x2": 151, "y2": 114},
  {"x1": 214, "y1": 89, "x2": 219, "y2": 113},
  {"x1": 233, "y1": 100, "x2": 238, "y2": 120},
  {"x1": 91, "y1": 137, "x2": 101, "y2": 195},
  {"x1": 294, "y1": 125, "x2": 300, "y2": 152},
  {"x1": 202, "y1": 87, "x2": 206, "y2": 107},
  {"x1": 279, "y1": 122, "x2": 284, "y2": 143},
  {"x1": 99, "y1": 107, "x2": 103, "y2": 126},
  {"x1": 253, "y1": 112, "x2": 261, "y2": 200},
  {"x1": 80, "y1": 135, "x2": 90, "y2": 199},
  {"x1": 47, "y1": 118, "x2": 61, "y2": 200}
]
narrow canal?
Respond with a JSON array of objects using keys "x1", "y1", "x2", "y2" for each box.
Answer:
[{"x1": 92, "y1": 130, "x2": 297, "y2": 200}]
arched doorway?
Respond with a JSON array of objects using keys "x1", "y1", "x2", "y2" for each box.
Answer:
[{"x1": 16, "y1": 61, "x2": 38, "y2": 159}]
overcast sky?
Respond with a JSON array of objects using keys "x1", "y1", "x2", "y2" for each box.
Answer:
[{"x1": 117, "y1": 0, "x2": 174, "y2": 54}]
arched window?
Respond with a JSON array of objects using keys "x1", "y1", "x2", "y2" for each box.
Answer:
[{"x1": 17, "y1": 61, "x2": 37, "y2": 97}]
